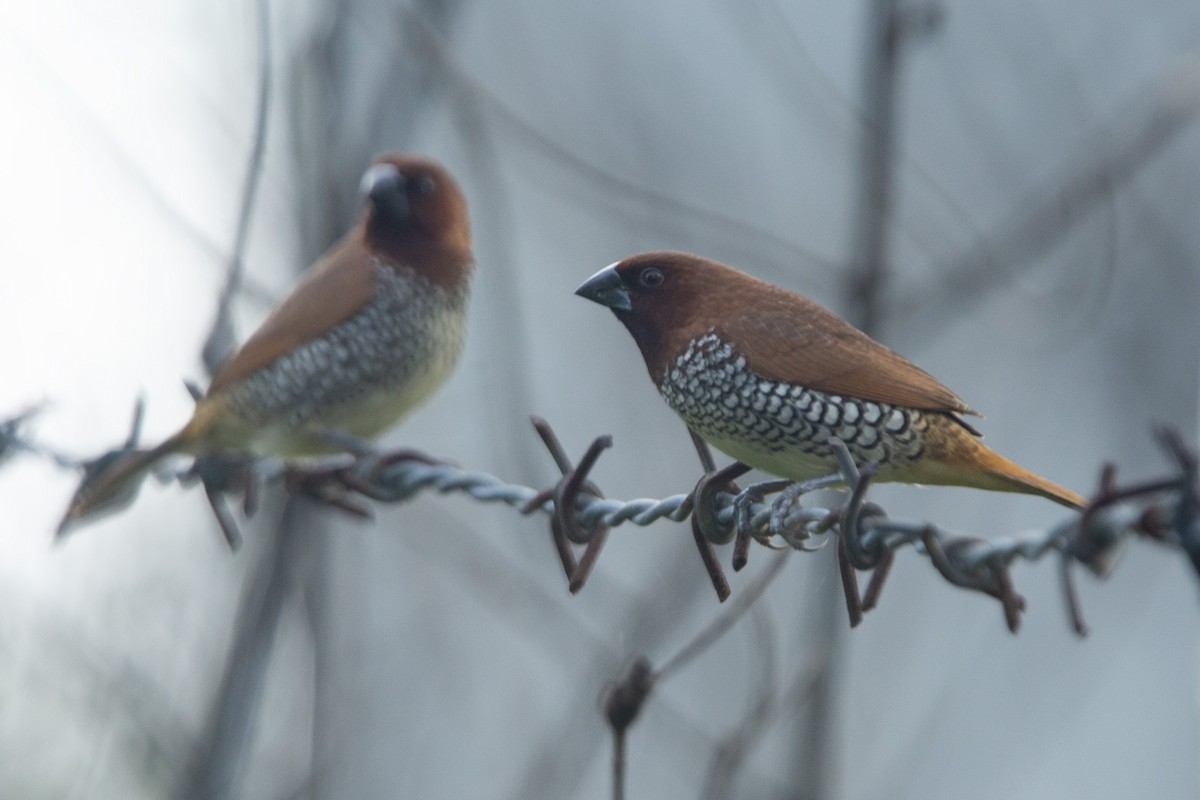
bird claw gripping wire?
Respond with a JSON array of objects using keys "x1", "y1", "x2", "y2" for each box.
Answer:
[
  {"x1": 731, "y1": 479, "x2": 791, "y2": 571},
  {"x1": 683, "y1": 432, "x2": 892, "y2": 615},
  {"x1": 729, "y1": 477, "x2": 836, "y2": 575}
]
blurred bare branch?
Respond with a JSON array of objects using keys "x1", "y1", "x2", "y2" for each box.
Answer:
[
  {"x1": 846, "y1": 0, "x2": 942, "y2": 335},
  {"x1": 201, "y1": 0, "x2": 275, "y2": 376},
  {"x1": 897, "y1": 55, "x2": 1200, "y2": 337},
  {"x1": 386, "y1": 4, "x2": 847, "y2": 292},
  {"x1": 2, "y1": 25, "x2": 279, "y2": 312},
  {"x1": 183, "y1": 6, "x2": 285, "y2": 798},
  {"x1": 183, "y1": 504, "x2": 302, "y2": 800}
]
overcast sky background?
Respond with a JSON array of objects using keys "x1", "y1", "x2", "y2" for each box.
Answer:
[{"x1": 1, "y1": 1, "x2": 1198, "y2": 798}]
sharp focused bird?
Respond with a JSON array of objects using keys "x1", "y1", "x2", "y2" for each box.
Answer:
[{"x1": 576, "y1": 251, "x2": 1084, "y2": 509}]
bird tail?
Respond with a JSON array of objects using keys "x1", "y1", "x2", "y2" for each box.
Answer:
[
  {"x1": 57, "y1": 433, "x2": 187, "y2": 537},
  {"x1": 920, "y1": 426, "x2": 1086, "y2": 510},
  {"x1": 971, "y1": 447, "x2": 1086, "y2": 509}
]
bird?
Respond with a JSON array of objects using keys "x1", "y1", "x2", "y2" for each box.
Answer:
[
  {"x1": 576, "y1": 251, "x2": 1085, "y2": 509},
  {"x1": 60, "y1": 152, "x2": 474, "y2": 533}
]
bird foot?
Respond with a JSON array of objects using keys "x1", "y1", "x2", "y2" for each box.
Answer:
[
  {"x1": 729, "y1": 479, "x2": 791, "y2": 571},
  {"x1": 764, "y1": 473, "x2": 844, "y2": 551}
]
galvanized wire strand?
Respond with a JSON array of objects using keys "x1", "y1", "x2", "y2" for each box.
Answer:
[
  {"x1": 4, "y1": 403, "x2": 1190, "y2": 635},
  {"x1": 326, "y1": 454, "x2": 1141, "y2": 577}
]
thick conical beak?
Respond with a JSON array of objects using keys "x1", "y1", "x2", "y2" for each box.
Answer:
[
  {"x1": 361, "y1": 162, "x2": 409, "y2": 218},
  {"x1": 575, "y1": 264, "x2": 631, "y2": 311}
]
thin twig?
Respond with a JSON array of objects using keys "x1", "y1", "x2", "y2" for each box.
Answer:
[
  {"x1": 202, "y1": 0, "x2": 274, "y2": 376},
  {"x1": 658, "y1": 551, "x2": 790, "y2": 679}
]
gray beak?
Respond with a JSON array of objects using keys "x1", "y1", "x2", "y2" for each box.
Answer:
[
  {"x1": 361, "y1": 162, "x2": 409, "y2": 218},
  {"x1": 575, "y1": 264, "x2": 631, "y2": 311}
]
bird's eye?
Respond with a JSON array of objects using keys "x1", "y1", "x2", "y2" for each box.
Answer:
[
  {"x1": 638, "y1": 267, "x2": 665, "y2": 289},
  {"x1": 413, "y1": 175, "x2": 437, "y2": 195}
]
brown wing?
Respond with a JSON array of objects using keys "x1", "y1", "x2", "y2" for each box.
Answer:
[
  {"x1": 718, "y1": 289, "x2": 977, "y2": 415},
  {"x1": 208, "y1": 230, "x2": 378, "y2": 394}
]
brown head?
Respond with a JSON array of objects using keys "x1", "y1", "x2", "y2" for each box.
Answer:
[
  {"x1": 204, "y1": 154, "x2": 475, "y2": 396},
  {"x1": 575, "y1": 251, "x2": 786, "y2": 380},
  {"x1": 576, "y1": 250, "x2": 976, "y2": 415},
  {"x1": 360, "y1": 152, "x2": 473, "y2": 288}
]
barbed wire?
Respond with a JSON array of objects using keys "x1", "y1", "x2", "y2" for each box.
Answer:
[
  {"x1": 2, "y1": 403, "x2": 1194, "y2": 637},
  {"x1": 4, "y1": 399, "x2": 1197, "y2": 800}
]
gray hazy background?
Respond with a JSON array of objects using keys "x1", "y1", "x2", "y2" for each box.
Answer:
[{"x1": 1, "y1": 1, "x2": 1198, "y2": 798}]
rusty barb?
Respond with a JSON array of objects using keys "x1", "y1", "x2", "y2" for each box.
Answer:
[
  {"x1": 527, "y1": 416, "x2": 613, "y2": 594},
  {"x1": 5, "y1": 401, "x2": 1198, "y2": 635}
]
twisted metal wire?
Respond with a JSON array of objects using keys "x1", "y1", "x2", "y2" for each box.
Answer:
[
  {"x1": 312, "y1": 453, "x2": 1141, "y2": 571},
  {"x1": 3, "y1": 404, "x2": 1192, "y2": 635}
]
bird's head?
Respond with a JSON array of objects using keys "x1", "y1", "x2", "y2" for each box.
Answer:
[
  {"x1": 576, "y1": 251, "x2": 752, "y2": 378},
  {"x1": 360, "y1": 153, "x2": 473, "y2": 287}
]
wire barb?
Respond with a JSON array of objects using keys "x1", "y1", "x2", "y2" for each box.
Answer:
[{"x1": 530, "y1": 416, "x2": 614, "y2": 593}]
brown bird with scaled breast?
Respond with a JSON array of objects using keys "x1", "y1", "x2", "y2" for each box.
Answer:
[
  {"x1": 60, "y1": 152, "x2": 474, "y2": 533},
  {"x1": 576, "y1": 251, "x2": 1085, "y2": 509}
]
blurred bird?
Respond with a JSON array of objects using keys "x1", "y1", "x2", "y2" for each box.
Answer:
[
  {"x1": 576, "y1": 251, "x2": 1085, "y2": 509},
  {"x1": 60, "y1": 153, "x2": 474, "y2": 533}
]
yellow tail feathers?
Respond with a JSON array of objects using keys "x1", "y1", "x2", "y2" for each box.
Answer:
[
  {"x1": 974, "y1": 449, "x2": 1086, "y2": 509},
  {"x1": 903, "y1": 417, "x2": 1086, "y2": 509}
]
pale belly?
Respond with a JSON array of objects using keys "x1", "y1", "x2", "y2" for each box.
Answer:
[
  {"x1": 700, "y1": 431, "x2": 843, "y2": 482},
  {"x1": 247, "y1": 341, "x2": 461, "y2": 457},
  {"x1": 204, "y1": 265, "x2": 468, "y2": 457}
]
